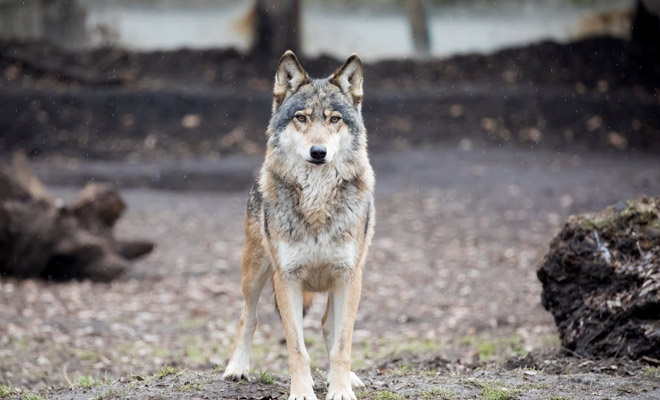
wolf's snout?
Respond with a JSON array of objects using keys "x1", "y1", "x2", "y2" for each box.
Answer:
[{"x1": 310, "y1": 146, "x2": 327, "y2": 161}]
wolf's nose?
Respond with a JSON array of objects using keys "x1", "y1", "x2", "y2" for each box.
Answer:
[{"x1": 310, "y1": 146, "x2": 327, "y2": 160}]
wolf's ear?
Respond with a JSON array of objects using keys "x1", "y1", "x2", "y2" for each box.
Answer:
[
  {"x1": 273, "y1": 50, "x2": 310, "y2": 112},
  {"x1": 329, "y1": 53, "x2": 363, "y2": 109}
]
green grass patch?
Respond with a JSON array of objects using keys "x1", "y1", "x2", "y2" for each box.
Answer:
[
  {"x1": 479, "y1": 385, "x2": 519, "y2": 400},
  {"x1": 0, "y1": 384, "x2": 14, "y2": 397},
  {"x1": 643, "y1": 366, "x2": 660, "y2": 379},
  {"x1": 155, "y1": 366, "x2": 179, "y2": 379},
  {"x1": 461, "y1": 334, "x2": 526, "y2": 362},
  {"x1": 75, "y1": 349, "x2": 100, "y2": 362},
  {"x1": 185, "y1": 344, "x2": 207, "y2": 364},
  {"x1": 21, "y1": 394, "x2": 46, "y2": 400},
  {"x1": 477, "y1": 341, "x2": 497, "y2": 361},
  {"x1": 259, "y1": 370, "x2": 276, "y2": 385},
  {"x1": 421, "y1": 387, "x2": 454, "y2": 399},
  {"x1": 76, "y1": 375, "x2": 103, "y2": 389},
  {"x1": 370, "y1": 390, "x2": 407, "y2": 400}
]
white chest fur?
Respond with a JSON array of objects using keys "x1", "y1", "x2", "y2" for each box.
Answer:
[{"x1": 276, "y1": 236, "x2": 358, "y2": 290}]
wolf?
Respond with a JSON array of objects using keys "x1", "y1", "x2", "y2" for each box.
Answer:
[{"x1": 223, "y1": 51, "x2": 375, "y2": 400}]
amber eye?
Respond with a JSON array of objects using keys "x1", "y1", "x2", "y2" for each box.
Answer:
[
  {"x1": 296, "y1": 115, "x2": 307, "y2": 123},
  {"x1": 330, "y1": 116, "x2": 341, "y2": 123}
]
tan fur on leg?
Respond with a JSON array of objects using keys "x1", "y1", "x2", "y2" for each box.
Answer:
[
  {"x1": 273, "y1": 271, "x2": 317, "y2": 400},
  {"x1": 223, "y1": 218, "x2": 273, "y2": 381},
  {"x1": 326, "y1": 267, "x2": 362, "y2": 400}
]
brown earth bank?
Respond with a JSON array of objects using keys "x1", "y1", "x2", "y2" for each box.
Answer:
[
  {"x1": 539, "y1": 196, "x2": 660, "y2": 361},
  {"x1": 0, "y1": 36, "x2": 659, "y2": 162}
]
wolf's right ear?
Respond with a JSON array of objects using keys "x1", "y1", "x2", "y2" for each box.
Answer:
[{"x1": 273, "y1": 51, "x2": 310, "y2": 112}]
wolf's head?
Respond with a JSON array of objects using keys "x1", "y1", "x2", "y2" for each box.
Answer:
[{"x1": 266, "y1": 51, "x2": 366, "y2": 168}]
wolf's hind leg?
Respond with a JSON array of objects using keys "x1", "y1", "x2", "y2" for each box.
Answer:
[{"x1": 223, "y1": 236, "x2": 272, "y2": 381}]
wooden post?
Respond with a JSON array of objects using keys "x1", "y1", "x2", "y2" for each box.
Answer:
[
  {"x1": 0, "y1": 0, "x2": 88, "y2": 49},
  {"x1": 252, "y1": 0, "x2": 301, "y2": 59},
  {"x1": 408, "y1": 0, "x2": 431, "y2": 57},
  {"x1": 632, "y1": 0, "x2": 660, "y2": 47}
]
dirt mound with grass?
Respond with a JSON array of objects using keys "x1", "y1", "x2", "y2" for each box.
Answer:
[{"x1": 538, "y1": 196, "x2": 660, "y2": 360}]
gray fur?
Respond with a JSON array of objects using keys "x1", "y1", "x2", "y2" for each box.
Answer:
[
  {"x1": 224, "y1": 52, "x2": 374, "y2": 399},
  {"x1": 268, "y1": 79, "x2": 364, "y2": 139}
]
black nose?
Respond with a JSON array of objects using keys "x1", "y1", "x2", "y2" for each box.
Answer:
[{"x1": 310, "y1": 146, "x2": 327, "y2": 160}]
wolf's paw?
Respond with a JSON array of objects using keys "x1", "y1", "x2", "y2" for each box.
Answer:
[
  {"x1": 222, "y1": 363, "x2": 250, "y2": 381},
  {"x1": 349, "y1": 372, "x2": 365, "y2": 389},
  {"x1": 288, "y1": 392, "x2": 318, "y2": 400},
  {"x1": 326, "y1": 389, "x2": 357, "y2": 400}
]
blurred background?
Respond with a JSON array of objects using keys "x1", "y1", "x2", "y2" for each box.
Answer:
[{"x1": 1, "y1": 0, "x2": 660, "y2": 397}]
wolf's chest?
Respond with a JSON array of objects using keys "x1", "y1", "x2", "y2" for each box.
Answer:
[{"x1": 275, "y1": 235, "x2": 358, "y2": 289}]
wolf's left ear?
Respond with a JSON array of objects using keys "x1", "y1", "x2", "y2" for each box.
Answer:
[
  {"x1": 273, "y1": 50, "x2": 311, "y2": 112},
  {"x1": 329, "y1": 53, "x2": 364, "y2": 109}
]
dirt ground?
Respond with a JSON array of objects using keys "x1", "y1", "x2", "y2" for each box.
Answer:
[
  {"x1": 2, "y1": 146, "x2": 660, "y2": 399},
  {"x1": 1, "y1": 35, "x2": 660, "y2": 399}
]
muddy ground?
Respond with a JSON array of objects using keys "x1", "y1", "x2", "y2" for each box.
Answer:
[
  {"x1": 2, "y1": 146, "x2": 660, "y2": 399},
  {"x1": 1, "y1": 36, "x2": 660, "y2": 399}
]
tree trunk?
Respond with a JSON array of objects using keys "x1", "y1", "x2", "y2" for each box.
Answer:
[
  {"x1": 632, "y1": 0, "x2": 660, "y2": 47},
  {"x1": 408, "y1": 0, "x2": 431, "y2": 57},
  {"x1": 0, "y1": 152, "x2": 153, "y2": 282},
  {"x1": 252, "y1": 0, "x2": 301, "y2": 59}
]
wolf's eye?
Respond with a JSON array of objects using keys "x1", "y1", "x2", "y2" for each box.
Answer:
[
  {"x1": 295, "y1": 115, "x2": 307, "y2": 123},
  {"x1": 330, "y1": 116, "x2": 341, "y2": 123}
]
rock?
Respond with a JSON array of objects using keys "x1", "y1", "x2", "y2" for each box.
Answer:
[{"x1": 538, "y1": 196, "x2": 660, "y2": 359}]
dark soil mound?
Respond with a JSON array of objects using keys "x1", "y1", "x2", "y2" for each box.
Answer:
[
  {"x1": 0, "y1": 36, "x2": 659, "y2": 160},
  {"x1": 538, "y1": 196, "x2": 660, "y2": 359}
]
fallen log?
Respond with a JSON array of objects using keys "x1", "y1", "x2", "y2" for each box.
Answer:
[
  {"x1": 538, "y1": 196, "x2": 660, "y2": 359},
  {"x1": 0, "y1": 152, "x2": 153, "y2": 281}
]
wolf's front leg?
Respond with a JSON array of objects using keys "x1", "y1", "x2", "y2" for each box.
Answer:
[
  {"x1": 326, "y1": 267, "x2": 362, "y2": 400},
  {"x1": 322, "y1": 295, "x2": 365, "y2": 390},
  {"x1": 273, "y1": 270, "x2": 317, "y2": 400}
]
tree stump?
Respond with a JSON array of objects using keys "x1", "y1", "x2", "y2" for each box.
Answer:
[
  {"x1": 0, "y1": 152, "x2": 154, "y2": 282},
  {"x1": 538, "y1": 196, "x2": 660, "y2": 359}
]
